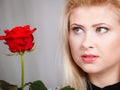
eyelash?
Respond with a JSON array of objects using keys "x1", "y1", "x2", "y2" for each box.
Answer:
[
  {"x1": 71, "y1": 26, "x2": 84, "y2": 33},
  {"x1": 71, "y1": 26, "x2": 109, "y2": 34},
  {"x1": 96, "y1": 27, "x2": 109, "y2": 33}
]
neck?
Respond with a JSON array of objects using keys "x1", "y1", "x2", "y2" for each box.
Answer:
[{"x1": 88, "y1": 67, "x2": 120, "y2": 88}]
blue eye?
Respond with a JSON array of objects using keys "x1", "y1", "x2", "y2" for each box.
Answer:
[
  {"x1": 72, "y1": 27, "x2": 84, "y2": 33},
  {"x1": 96, "y1": 27, "x2": 108, "y2": 33}
]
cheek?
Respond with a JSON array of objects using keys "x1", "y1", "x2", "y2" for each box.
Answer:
[
  {"x1": 108, "y1": 40, "x2": 120, "y2": 59},
  {"x1": 69, "y1": 38, "x2": 75, "y2": 55},
  {"x1": 100, "y1": 34, "x2": 120, "y2": 60},
  {"x1": 69, "y1": 35, "x2": 82, "y2": 59},
  {"x1": 69, "y1": 40, "x2": 81, "y2": 66},
  {"x1": 69, "y1": 35, "x2": 79, "y2": 51},
  {"x1": 105, "y1": 35, "x2": 120, "y2": 50}
]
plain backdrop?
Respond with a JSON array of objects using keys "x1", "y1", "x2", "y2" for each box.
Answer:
[{"x1": 0, "y1": 0, "x2": 64, "y2": 89}]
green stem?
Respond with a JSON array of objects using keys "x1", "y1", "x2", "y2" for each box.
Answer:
[{"x1": 20, "y1": 52, "x2": 24, "y2": 90}]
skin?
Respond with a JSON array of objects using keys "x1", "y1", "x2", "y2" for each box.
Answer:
[{"x1": 69, "y1": 5, "x2": 120, "y2": 88}]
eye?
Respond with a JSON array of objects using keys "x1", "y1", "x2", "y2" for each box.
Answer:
[
  {"x1": 71, "y1": 26, "x2": 84, "y2": 33},
  {"x1": 96, "y1": 27, "x2": 108, "y2": 33}
]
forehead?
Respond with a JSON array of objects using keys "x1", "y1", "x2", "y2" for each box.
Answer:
[{"x1": 69, "y1": 5, "x2": 119, "y2": 25}]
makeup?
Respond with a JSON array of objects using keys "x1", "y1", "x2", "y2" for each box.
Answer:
[{"x1": 81, "y1": 54, "x2": 99, "y2": 63}]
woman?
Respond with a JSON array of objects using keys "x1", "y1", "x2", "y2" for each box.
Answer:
[{"x1": 61, "y1": 0, "x2": 120, "y2": 90}]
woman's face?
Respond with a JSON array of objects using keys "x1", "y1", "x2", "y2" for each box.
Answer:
[{"x1": 69, "y1": 5, "x2": 120, "y2": 74}]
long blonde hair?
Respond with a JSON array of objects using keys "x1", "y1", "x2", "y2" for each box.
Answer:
[{"x1": 61, "y1": 0, "x2": 120, "y2": 90}]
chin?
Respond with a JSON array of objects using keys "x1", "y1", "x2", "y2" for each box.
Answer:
[{"x1": 82, "y1": 67, "x2": 100, "y2": 74}]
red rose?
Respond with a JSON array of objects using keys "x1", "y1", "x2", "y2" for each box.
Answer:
[{"x1": 0, "y1": 25, "x2": 36, "y2": 53}]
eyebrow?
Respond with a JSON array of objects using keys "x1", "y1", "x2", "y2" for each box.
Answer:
[
  {"x1": 92, "y1": 23, "x2": 109, "y2": 27},
  {"x1": 70, "y1": 23, "x2": 109, "y2": 28},
  {"x1": 70, "y1": 23, "x2": 85, "y2": 28}
]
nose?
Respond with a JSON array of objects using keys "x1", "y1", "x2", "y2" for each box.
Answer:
[{"x1": 81, "y1": 34, "x2": 94, "y2": 49}]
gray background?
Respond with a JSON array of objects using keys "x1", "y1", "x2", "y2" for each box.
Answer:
[{"x1": 0, "y1": 0, "x2": 64, "y2": 89}]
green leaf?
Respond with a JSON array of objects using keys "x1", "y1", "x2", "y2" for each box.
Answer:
[
  {"x1": 0, "y1": 80, "x2": 18, "y2": 90},
  {"x1": 18, "y1": 87, "x2": 21, "y2": 90},
  {"x1": 29, "y1": 80, "x2": 47, "y2": 90},
  {"x1": 60, "y1": 86, "x2": 75, "y2": 90},
  {"x1": 4, "y1": 53, "x2": 18, "y2": 56}
]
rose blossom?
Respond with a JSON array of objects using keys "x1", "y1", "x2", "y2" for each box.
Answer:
[{"x1": 0, "y1": 25, "x2": 36, "y2": 53}]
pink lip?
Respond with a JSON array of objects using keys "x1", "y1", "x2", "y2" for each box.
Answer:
[{"x1": 81, "y1": 54, "x2": 99, "y2": 63}]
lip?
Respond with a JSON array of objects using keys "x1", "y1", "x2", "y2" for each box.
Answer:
[{"x1": 81, "y1": 54, "x2": 99, "y2": 63}]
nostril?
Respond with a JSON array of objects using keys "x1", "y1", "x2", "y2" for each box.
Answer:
[
  {"x1": 81, "y1": 45, "x2": 93, "y2": 50},
  {"x1": 89, "y1": 46, "x2": 93, "y2": 48}
]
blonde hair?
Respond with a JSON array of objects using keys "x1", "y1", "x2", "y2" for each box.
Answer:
[{"x1": 61, "y1": 0, "x2": 120, "y2": 90}]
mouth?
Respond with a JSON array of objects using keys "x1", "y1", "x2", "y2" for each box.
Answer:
[{"x1": 81, "y1": 54, "x2": 99, "y2": 63}]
